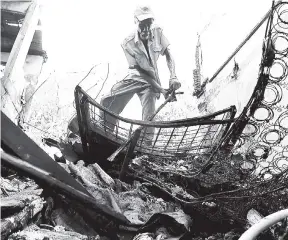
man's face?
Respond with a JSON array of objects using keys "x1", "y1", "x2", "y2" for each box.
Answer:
[{"x1": 137, "y1": 18, "x2": 154, "y2": 41}]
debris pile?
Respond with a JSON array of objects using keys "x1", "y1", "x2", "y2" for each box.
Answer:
[
  {"x1": 2, "y1": 149, "x2": 287, "y2": 240},
  {"x1": 1, "y1": 157, "x2": 190, "y2": 240}
]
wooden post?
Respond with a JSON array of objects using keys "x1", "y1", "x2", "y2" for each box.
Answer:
[
  {"x1": 1, "y1": 0, "x2": 41, "y2": 122},
  {"x1": 119, "y1": 129, "x2": 141, "y2": 181}
]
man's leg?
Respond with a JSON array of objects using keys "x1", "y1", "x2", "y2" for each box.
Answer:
[
  {"x1": 137, "y1": 87, "x2": 157, "y2": 145},
  {"x1": 100, "y1": 91, "x2": 133, "y2": 133},
  {"x1": 100, "y1": 80, "x2": 150, "y2": 133}
]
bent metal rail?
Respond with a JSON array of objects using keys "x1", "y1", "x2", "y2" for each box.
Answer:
[{"x1": 74, "y1": 86, "x2": 236, "y2": 158}]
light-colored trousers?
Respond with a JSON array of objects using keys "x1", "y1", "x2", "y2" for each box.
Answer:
[{"x1": 100, "y1": 79, "x2": 158, "y2": 144}]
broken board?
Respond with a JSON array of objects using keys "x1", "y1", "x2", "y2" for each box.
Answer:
[{"x1": 1, "y1": 111, "x2": 92, "y2": 197}]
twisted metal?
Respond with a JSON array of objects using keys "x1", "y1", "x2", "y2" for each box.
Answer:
[
  {"x1": 124, "y1": 1, "x2": 288, "y2": 223},
  {"x1": 74, "y1": 86, "x2": 236, "y2": 159},
  {"x1": 72, "y1": 1, "x2": 288, "y2": 224},
  {"x1": 223, "y1": 1, "x2": 288, "y2": 180}
]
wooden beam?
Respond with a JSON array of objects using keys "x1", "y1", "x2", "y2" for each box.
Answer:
[
  {"x1": 2, "y1": 0, "x2": 41, "y2": 86},
  {"x1": 1, "y1": 111, "x2": 94, "y2": 197},
  {"x1": 1, "y1": 151, "x2": 130, "y2": 225},
  {"x1": 1, "y1": 0, "x2": 41, "y2": 121}
]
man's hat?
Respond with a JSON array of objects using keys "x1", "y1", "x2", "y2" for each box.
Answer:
[{"x1": 134, "y1": 5, "x2": 154, "y2": 22}]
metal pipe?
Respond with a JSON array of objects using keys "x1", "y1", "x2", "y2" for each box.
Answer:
[
  {"x1": 208, "y1": 9, "x2": 272, "y2": 83},
  {"x1": 239, "y1": 209, "x2": 288, "y2": 240}
]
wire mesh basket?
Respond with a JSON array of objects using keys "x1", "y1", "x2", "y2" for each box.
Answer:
[{"x1": 74, "y1": 86, "x2": 236, "y2": 158}]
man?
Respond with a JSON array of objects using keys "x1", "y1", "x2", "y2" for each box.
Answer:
[{"x1": 100, "y1": 5, "x2": 181, "y2": 144}]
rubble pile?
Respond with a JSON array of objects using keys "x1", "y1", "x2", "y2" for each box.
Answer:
[
  {"x1": 1, "y1": 159, "x2": 189, "y2": 240},
  {"x1": 1, "y1": 151, "x2": 287, "y2": 240}
]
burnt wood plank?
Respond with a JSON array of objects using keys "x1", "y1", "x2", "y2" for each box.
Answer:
[{"x1": 1, "y1": 111, "x2": 92, "y2": 196}]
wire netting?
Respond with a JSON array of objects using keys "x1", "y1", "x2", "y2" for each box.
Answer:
[{"x1": 75, "y1": 86, "x2": 236, "y2": 158}]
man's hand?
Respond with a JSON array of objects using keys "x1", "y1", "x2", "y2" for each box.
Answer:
[
  {"x1": 159, "y1": 88, "x2": 169, "y2": 99},
  {"x1": 169, "y1": 77, "x2": 181, "y2": 90}
]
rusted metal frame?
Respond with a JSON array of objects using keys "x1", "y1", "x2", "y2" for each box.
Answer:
[
  {"x1": 216, "y1": 106, "x2": 237, "y2": 147},
  {"x1": 77, "y1": 86, "x2": 235, "y2": 128},
  {"x1": 167, "y1": 107, "x2": 233, "y2": 123},
  {"x1": 138, "y1": 127, "x2": 148, "y2": 148},
  {"x1": 118, "y1": 130, "x2": 130, "y2": 139},
  {"x1": 148, "y1": 126, "x2": 211, "y2": 140},
  {"x1": 198, "y1": 124, "x2": 216, "y2": 153},
  {"x1": 177, "y1": 133, "x2": 189, "y2": 151},
  {"x1": 74, "y1": 86, "x2": 89, "y2": 154},
  {"x1": 138, "y1": 134, "x2": 145, "y2": 148},
  {"x1": 136, "y1": 148, "x2": 176, "y2": 157},
  {"x1": 128, "y1": 124, "x2": 134, "y2": 138},
  {"x1": 151, "y1": 128, "x2": 162, "y2": 153},
  {"x1": 77, "y1": 87, "x2": 237, "y2": 160},
  {"x1": 177, "y1": 127, "x2": 189, "y2": 151},
  {"x1": 190, "y1": 125, "x2": 201, "y2": 146},
  {"x1": 200, "y1": 125, "x2": 237, "y2": 174},
  {"x1": 92, "y1": 109, "x2": 117, "y2": 136},
  {"x1": 186, "y1": 131, "x2": 218, "y2": 141},
  {"x1": 167, "y1": 129, "x2": 205, "y2": 146},
  {"x1": 197, "y1": 125, "x2": 214, "y2": 153},
  {"x1": 184, "y1": 128, "x2": 214, "y2": 139},
  {"x1": 96, "y1": 104, "x2": 235, "y2": 128},
  {"x1": 110, "y1": 121, "x2": 127, "y2": 134},
  {"x1": 201, "y1": 115, "x2": 233, "y2": 153},
  {"x1": 164, "y1": 128, "x2": 175, "y2": 153},
  {"x1": 99, "y1": 107, "x2": 120, "y2": 135},
  {"x1": 210, "y1": 126, "x2": 222, "y2": 146},
  {"x1": 181, "y1": 128, "x2": 198, "y2": 138},
  {"x1": 170, "y1": 125, "x2": 222, "y2": 149},
  {"x1": 201, "y1": 115, "x2": 245, "y2": 174},
  {"x1": 108, "y1": 91, "x2": 179, "y2": 162},
  {"x1": 81, "y1": 97, "x2": 92, "y2": 153},
  {"x1": 93, "y1": 109, "x2": 103, "y2": 127}
]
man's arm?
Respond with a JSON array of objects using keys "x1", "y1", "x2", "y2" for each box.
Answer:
[
  {"x1": 122, "y1": 45, "x2": 166, "y2": 94},
  {"x1": 136, "y1": 66, "x2": 166, "y2": 94},
  {"x1": 164, "y1": 47, "x2": 181, "y2": 90}
]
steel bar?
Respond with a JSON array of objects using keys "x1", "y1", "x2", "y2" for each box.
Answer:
[
  {"x1": 208, "y1": 9, "x2": 272, "y2": 83},
  {"x1": 151, "y1": 128, "x2": 162, "y2": 153},
  {"x1": 164, "y1": 128, "x2": 175, "y2": 153},
  {"x1": 177, "y1": 127, "x2": 189, "y2": 151}
]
